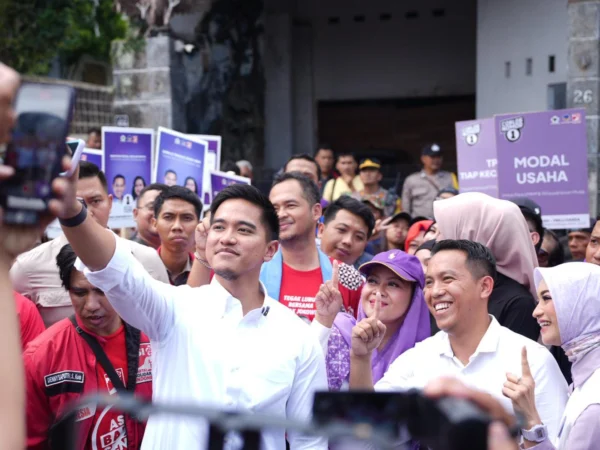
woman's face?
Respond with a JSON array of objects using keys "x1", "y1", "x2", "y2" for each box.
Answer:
[
  {"x1": 415, "y1": 248, "x2": 432, "y2": 273},
  {"x1": 533, "y1": 279, "x2": 561, "y2": 346},
  {"x1": 185, "y1": 179, "x2": 196, "y2": 192},
  {"x1": 134, "y1": 178, "x2": 145, "y2": 196},
  {"x1": 424, "y1": 223, "x2": 439, "y2": 241},
  {"x1": 407, "y1": 231, "x2": 426, "y2": 255},
  {"x1": 361, "y1": 265, "x2": 413, "y2": 325}
]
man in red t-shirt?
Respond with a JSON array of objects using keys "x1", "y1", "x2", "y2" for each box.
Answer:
[
  {"x1": 262, "y1": 172, "x2": 363, "y2": 321},
  {"x1": 14, "y1": 291, "x2": 45, "y2": 350},
  {"x1": 24, "y1": 244, "x2": 152, "y2": 450}
]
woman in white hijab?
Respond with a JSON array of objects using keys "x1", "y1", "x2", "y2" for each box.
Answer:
[{"x1": 503, "y1": 262, "x2": 600, "y2": 449}]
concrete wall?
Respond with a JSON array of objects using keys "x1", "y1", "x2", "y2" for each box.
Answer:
[{"x1": 476, "y1": 0, "x2": 568, "y2": 118}]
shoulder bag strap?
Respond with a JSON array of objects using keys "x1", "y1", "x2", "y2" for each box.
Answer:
[{"x1": 69, "y1": 315, "x2": 126, "y2": 393}]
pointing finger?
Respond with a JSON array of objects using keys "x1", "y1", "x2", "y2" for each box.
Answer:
[
  {"x1": 521, "y1": 347, "x2": 532, "y2": 378},
  {"x1": 373, "y1": 292, "x2": 382, "y2": 320}
]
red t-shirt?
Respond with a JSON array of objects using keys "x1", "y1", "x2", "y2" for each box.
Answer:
[
  {"x1": 85, "y1": 326, "x2": 128, "y2": 450},
  {"x1": 280, "y1": 264, "x2": 322, "y2": 321},
  {"x1": 14, "y1": 291, "x2": 45, "y2": 350},
  {"x1": 278, "y1": 258, "x2": 364, "y2": 320}
]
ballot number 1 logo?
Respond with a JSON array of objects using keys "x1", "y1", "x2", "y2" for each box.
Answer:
[{"x1": 500, "y1": 117, "x2": 524, "y2": 143}]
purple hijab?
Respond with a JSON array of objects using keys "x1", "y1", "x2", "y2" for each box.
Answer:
[{"x1": 327, "y1": 250, "x2": 431, "y2": 387}]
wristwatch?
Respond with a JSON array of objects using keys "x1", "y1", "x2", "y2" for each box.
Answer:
[{"x1": 521, "y1": 423, "x2": 548, "y2": 443}]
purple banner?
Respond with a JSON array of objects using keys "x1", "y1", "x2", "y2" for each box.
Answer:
[
  {"x1": 455, "y1": 118, "x2": 498, "y2": 197},
  {"x1": 209, "y1": 170, "x2": 251, "y2": 204},
  {"x1": 80, "y1": 148, "x2": 104, "y2": 171},
  {"x1": 189, "y1": 134, "x2": 222, "y2": 197},
  {"x1": 102, "y1": 127, "x2": 154, "y2": 228},
  {"x1": 154, "y1": 127, "x2": 207, "y2": 197},
  {"x1": 495, "y1": 108, "x2": 590, "y2": 229}
]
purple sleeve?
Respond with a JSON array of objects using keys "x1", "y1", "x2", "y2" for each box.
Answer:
[
  {"x1": 522, "y1": 404, "x2": 600, "y2": 450},
  {"x1": 563, "y1": 404, "x2": 600, "y2": 449},
  {"x1": 325, "y1": 327, "x2": 351, "y2": 391}
]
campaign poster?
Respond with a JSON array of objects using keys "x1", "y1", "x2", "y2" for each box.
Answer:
[
  {"x1": 455, "y1": 118, "x2": 498, "y2": 197},
  {"x1": 154, "y1": 127, "x2": 208, "y2": 199},
  {"x1": 189, "y1": 134, "x2": 222, "y2": 199},
  {"x1": 209, "y1": 170, "x2": 251, "y2": 203},
  {"x1": 495, "y1": 108, "x2": 590, "y2": 229},
  {"x1": 102, "y1": 127, "x2": 154, "y2": 228},
  {"x1": 80, "y1": 148, "x2": 104, "y2": 170}
]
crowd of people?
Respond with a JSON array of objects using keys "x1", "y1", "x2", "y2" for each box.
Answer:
[{"x1": 1, "y1": 61, "x2": 600, "y2": 450}]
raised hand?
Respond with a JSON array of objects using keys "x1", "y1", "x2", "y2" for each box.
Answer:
[
  {"x1": 0, "y1": 63, "x2": 19, "y2": 144},
  {"x1": 195, "y1": 211, "x2": 211, "y2": 257},
  {"x1": 502, "y1": 346, "x2": 541, "y2": 429},
  {"x1": 351, "y1": 292, "x2": 387, "y2": 357},
  {"x1": 314, "y1": 260, "x2": 343, "y2": 327}
]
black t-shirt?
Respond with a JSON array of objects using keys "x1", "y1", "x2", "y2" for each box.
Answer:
[{"x1": 488, "y1": 273, "x2": 540, "y2": 341}]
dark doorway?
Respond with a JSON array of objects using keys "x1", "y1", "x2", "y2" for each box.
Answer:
[{"x1": 317, "y1": 95, "x2": 475, "y2": 191}]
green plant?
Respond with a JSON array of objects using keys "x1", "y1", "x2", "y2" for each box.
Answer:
[{"x1": 0, "y1": 0, "x2": 129, "y2": 76}]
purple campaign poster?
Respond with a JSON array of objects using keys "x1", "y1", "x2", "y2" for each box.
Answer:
[
  {"x1": 80, "y1": 148, "x2": 104, "y2": 170},
  {"x1": 102, "y1": 127, "x2": 154, "y2": 228},
  {"x1": 495, "y1": 108, "x2": 590, "y2": 229},
  {"x1": 154, "y1": 127, "x2": 208, "y2": 198},
  {"x1": 455, "y1": 118, "x2": 498, "y2": 197},
  {"x1": 189, "y1": 134, "x2": 222, "y2": 198},
  {"x1": 209, "y1": 170, "x2": 251, "y2": 203}
]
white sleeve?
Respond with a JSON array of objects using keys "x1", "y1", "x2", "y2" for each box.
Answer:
[
  {"x1": 286, "y1": 336, "x2": 328, "y2": 449},
  {"x1": 529, "y1": 346, "x2": 568, "y2": 446},
  {"x1": 374, "y1": 347, "x2": 417, "y2": 392},
  {"x1": 310, "y1": 319, "x2": 333, "y2": 355},
  {"x1": 75, "y1": 235, "x2": 178, "y2": 342}
]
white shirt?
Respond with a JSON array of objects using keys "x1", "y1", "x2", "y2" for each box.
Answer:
[
  {"x1": 375, "y1": 316, "x2": 568, "y2": 445},
  {"x1": 76, "y1": 235, "x2": 328, "y2": 450}
]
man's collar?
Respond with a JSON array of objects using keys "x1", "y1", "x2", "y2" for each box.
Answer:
[{"x1": 439, "y1": 315, "x2": 500, "y2": 358}]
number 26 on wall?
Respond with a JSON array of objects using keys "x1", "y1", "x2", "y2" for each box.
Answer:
[{"x1": 573, "y1": 89, "x2": 593, "y2": 104}]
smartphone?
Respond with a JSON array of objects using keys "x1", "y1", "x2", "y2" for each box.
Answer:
[
  {"x1": 62, "y1": 139, "x2": 85, "y2": 177},
  {"x1": 0, "y1": 83, "x2": 76, "y2": 225}
]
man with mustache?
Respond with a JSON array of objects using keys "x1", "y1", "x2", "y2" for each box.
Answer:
[
  {"x1": 50, "y1": 169, "x2": 327, "y2": 449},
  {"x1": 264, "y1": 172, "x2": 363, "y2": 321},
  {"x1": 153, "y1": 186, "x2": 201, "y2": 285},
  {"x1": 24, "y1": 244, "x2": 152, "y2": 449}
]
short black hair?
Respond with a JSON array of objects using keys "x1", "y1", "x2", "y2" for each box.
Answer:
[
  {"x1": 210, "y1": 184, "x2": 279, "y2": 241},
  {"x1": 164, "y1": 169, "x2": 177, "y2": 177},
  {"x1": 324, "y1": 196, "x2": 376, "y2": 238},
  {"x1": 56, "y1": 244, "x2": 77, "y2": 291},
  {"x1": 315, "y1": 145, "x2": 334, "y2": 156},
  {"x1": 136, "y1": 183, "x2": 169, "y2": 207},
  {"x1": 336, "y1": 151, "x2": 356, "y2": 162},
  {"x1": 284, "y1": 153, "x2": 322, "y2": 180},
  {"x1": 542, "y1": 229, "x2": 565, "y2": 267},
  {"x1": 79, "y1": 161, "x2": 108, "y2": 192},
  {"x1": 113, "y1": 174, "x2": 125, "y2": 183},
  {"x1": 88, "y1": 127, "x2": 101, "y2": 136},
  {"x1": 272, "y1": 171, "x2": 321, "y2": 206},
  {"x1": 221, "y1": 160, "x2": 241, "y2": 176},
  {"x1": 431, "y1": 239, "x2": 497, "y2": 282},
  {"x1": 154, "y1": 185, "x2": 203, "y2": 219}
]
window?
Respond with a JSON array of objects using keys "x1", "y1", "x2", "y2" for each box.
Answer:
[{"x1": 549, "y1": 55, "x2": 556, "y2": 73}]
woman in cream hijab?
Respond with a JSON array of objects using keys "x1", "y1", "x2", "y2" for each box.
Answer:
[
  {"x1": 503, "y1": 262, "x2": 600, "y2": 449},
  {"x1": 433, "y1": 192, "x2": 539, "y2": 341}
]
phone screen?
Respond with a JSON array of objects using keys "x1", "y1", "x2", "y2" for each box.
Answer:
[{"x1": 0, "y1": 83, "x2": 75, "y2": 225}]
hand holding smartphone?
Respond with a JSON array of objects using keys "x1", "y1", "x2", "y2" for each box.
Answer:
[{"x1": 0, "y1": 83, "x2": 76, "y2": 225}]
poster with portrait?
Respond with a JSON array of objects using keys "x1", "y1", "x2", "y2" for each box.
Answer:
[
  {"x1": 102, "y1": 127, "x2": 154, "y2": 228},
  {"x1": 188, "y1": 134, "x2": 222, "y2": 200},
  {"x1": 154, "y1": 127, "x2": 208, "y2": 200}
]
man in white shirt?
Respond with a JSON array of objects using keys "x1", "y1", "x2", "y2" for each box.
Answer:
[
  {"x1": 349, "y1": 239, "x2": 568, "y2": 445},
  {"x1": 51, "y1": 171, "x2": 328, "y2": 450}
]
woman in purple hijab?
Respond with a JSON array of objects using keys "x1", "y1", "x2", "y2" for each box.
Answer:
[
  {"x1": 319, "y1": 249, "x2": 430, "y2": 391},
  {"x1": 502, "y1": 262, "x2": 600, "y2": 449}
]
